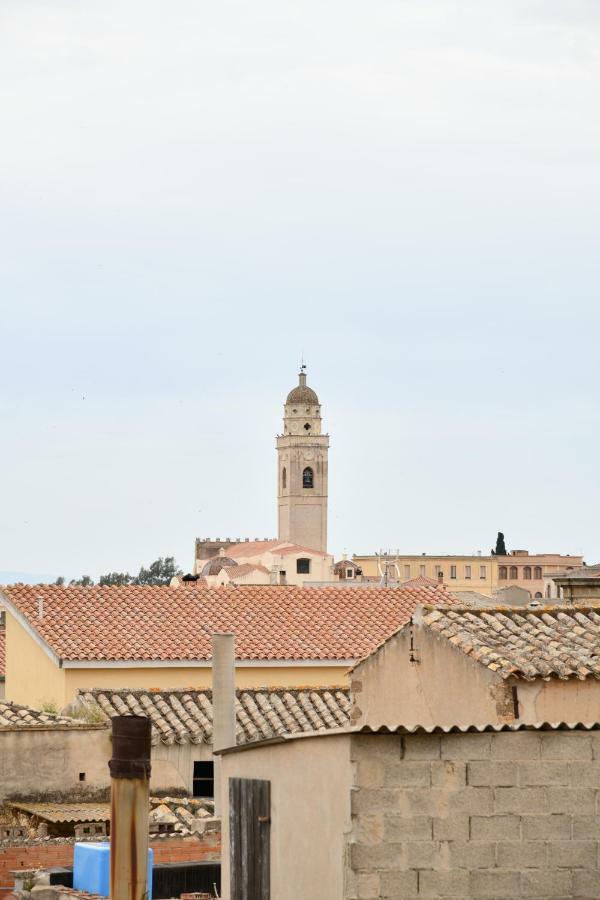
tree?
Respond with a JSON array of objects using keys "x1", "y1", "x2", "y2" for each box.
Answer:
[
  {"x1": 70, "y1": 575, "x2": 95, "y2": 586},
  {"x1": 55, "y1": 576, "x2": 65, "y2": 585},
  {"x1": 135, "y1": 556, "x2": 181, "y2": 585},
  {"x1": 99, "y1": 572, "x2": 133, "y2": 586},
  {"x1": 492, "y1": 532, "x2": 507, "y2": 556}
]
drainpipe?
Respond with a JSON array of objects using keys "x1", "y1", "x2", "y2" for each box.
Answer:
[
  {"x1": 212, "y1": 633, "x2": 236, "y2": 817},
  {"x1": 109, "y1": 715, "x2": 152, "y2": 900}
]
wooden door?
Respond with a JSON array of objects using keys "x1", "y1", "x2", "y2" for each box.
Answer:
[{"x1": 229, "y1": 777, "x2": 271, "y2": 900}]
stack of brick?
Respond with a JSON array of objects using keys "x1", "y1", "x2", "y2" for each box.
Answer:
[{"x1": 348, "y1": 729, "x2": 600, "y2": 898}]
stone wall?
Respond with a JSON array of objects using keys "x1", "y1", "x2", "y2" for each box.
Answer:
[{"x1": 348, "y1": 730, "x2": 600, "y2": 899}]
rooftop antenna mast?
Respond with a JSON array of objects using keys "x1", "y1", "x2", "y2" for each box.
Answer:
[{"x1": 377, "y1": 549, "x2": 400, "y2": 586}]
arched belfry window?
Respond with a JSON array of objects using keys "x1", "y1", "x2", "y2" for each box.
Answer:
[
  {"x1": 302, "y1": 467, "x2": 314, "y2": 488},
  {"x1": 282, "y1": 467, "x2": 287, "y2": 490}
]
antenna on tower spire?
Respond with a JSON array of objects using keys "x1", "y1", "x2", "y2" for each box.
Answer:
[{"x1": 300, "y1": 352, "x2": 306, "y2": 373}]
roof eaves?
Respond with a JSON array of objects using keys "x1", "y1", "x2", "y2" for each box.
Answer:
[{"x1": 0, "y1": 589, "x2": 62, "y2": 668}]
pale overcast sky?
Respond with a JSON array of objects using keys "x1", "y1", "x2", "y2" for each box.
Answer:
[{"x1": 1, "y1": 1, "x2": 599, "y2": 582}]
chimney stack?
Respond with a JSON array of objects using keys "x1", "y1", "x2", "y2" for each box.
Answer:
[{"x1": 211, "y1": 633, "x2": 236, "y2": 817}]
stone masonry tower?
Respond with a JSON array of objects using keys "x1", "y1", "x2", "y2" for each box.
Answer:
[{"x1": 277, "y1": 368, "x2": 329, "y2": 553}]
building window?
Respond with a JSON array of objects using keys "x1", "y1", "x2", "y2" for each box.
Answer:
[
  {"x1": 534, "y1": 566, "x2": 542, "y2": 580},
  {"x1": 450, "y1": 565, "x2": 457, "y2": 579},
  {"x1": 297, "y1": 558, "x2": 311, "y2": 575},
  {"x1": 279, "y1": 570, "x2": 287, "y2": 584},
  {"x1": 193, "y1": 761, "x2": 214, "y2": 798},
  {"x1": 510, "y1": 566, "x2": 518, "y2": 579},
  {"x1": 281, "y1": 467, "x2": 286, "y2": 490},
  {"x1": 304, "y1": 422, "x2": 311, "y2": 431},
  {"x1": 524, "y1": 566, "x2": 532, "y2": 580},
  {"x1": 404, "y1": 565, "x2": 411, "y2": 579},
  {"x1": 534, "y1": 592, "x2": 543, "y2": 599},
  {"x1": 480, "y1": 565, "x2": 486, "y2": 579},
  {"x1": 465, "y1": 566, "x2": 471, "y2": 579},
  {"x1": 434, "y1": 565, "x2": 441, "y2": 576},
  {"x1": 546, "y1": 585, "x2": 551, "y2": 598},
  {"x1": 302, "y1": 467, "x2": 314, "y2": 488},
  {"x1": 499, "y1": 566, "x2": 507, "y2": 579},
  {"x1": 420, "y1": 565, "x2": 426, "y2": 576},
  {"x1": 346, "y1": 568, "x2": 354, "y2": 579}
]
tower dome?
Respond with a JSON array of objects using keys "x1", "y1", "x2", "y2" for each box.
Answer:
[
  {"x1": 201, "y1": 557, "x2": 238, "y2": 577},
  {"x1": 286, "y1": 371, "x2": 319, "y2": 406}
]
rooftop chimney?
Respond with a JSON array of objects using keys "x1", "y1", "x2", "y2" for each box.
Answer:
[
  {"x1": 37, "y1": 597, "x2": 44, "y2": 619},
  {"x1": 212, "y1": 633, "x2": 236, "y2": 817}
]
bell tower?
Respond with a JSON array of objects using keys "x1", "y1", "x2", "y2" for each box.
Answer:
[{"x1": 277, "y1": 367, "x2": 329, "y2": 552}]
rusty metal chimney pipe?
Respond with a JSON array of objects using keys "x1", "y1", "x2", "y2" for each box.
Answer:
[
  {"x1": 212, "y1": 633, "x2": 236, "y2": 817},
  {"x1": 109, "y1": 716, "x2": 151, "y2": 900}
]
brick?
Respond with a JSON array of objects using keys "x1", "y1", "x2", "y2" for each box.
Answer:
[
  {"x1": 591, "y1": 733, "x2": 600, "y2": 760},
  {"x1": 351, "y1": 789, "x2": 400, "y2": 815},
  {"x1": 468, "y1": 760, "x2": 516, "y2": 786},
  {"x1": 356, "y1": 814, "x2": 384, "y2": 846},
  {"x1": 494, "y1": 787, "x2": 547, "y2": 814},
  {"x1": 402, "y1": 841, "x2": 438, "y2": 869},
  {"x1": 433, "y1": 815, "x2": 469, "y2": 841},
  {"x1": 470, "y1": 815, "x2": 520, "y2": 840},
  {"x1": 431, "y1": 760, "x2": 466, "y2": 788},
  {"x1": 441, "y1": 733, "x2": 491, "y2": 760},
  {"x1": 378, "y1": 871, "x2": 418, "y2": 898},
  {"x1": 546, "y1": 840, "x2": 597, "y2": 868},
  {"x1": 572, "y1": 869, "x2": 600, "y2": 896},
  {"x1": 572, "y1": 815, "x2": 600, "y2": 839},
  {"x1": 383, "y1": 761, "x2": 431, "y2": 787},
  {"x1": 521, "y1": 869, "x2": 572, "y2": 896},
  {"x1": 490, "y1": 731, "x2": 541, "y2": 759},
  {"x1": 357, "y1": 873, "x2": 379, "y2": 899},
  {"x1": 547, "y1": 787, "x2": 596, "y2": 814},
  {"x1": 519, "y1": 761, "x2": 570, "y2": 785},
  {"x1": 418, "y1": 870, "x2": 469, "y2": 896},
  {"x1": 569, "y1": 761, "x2": 600, "y2": 787},
  {"x1": 540, "y1": 732, "x2": 592, "y2": 760},
  {"x1": 522, "y1": 814, "x2": 571, "y2": 840},
  {"x1": 350, "y1": 842, "x2": 402, "y2": 871},
  {"x1": 448, "y1": 787, "x2": 493, "y2": 815},
  {"x1": 447, "y1": 840, "x2": 495, "y2": 868},
  {"x1": 402, "y1": 734, "x2": 441, "y2": 760},
  {"x1": 352, "y1": 734, "x2": 401, "y2": 761},
  {"x1": 496, "y1": 840, "x2": 547, "y2": 867},
  {"x1": 357, "y1": 759, "x2": 385, "y2": 788},
  {"x1": 470, "y1": 869, "x2": 521, "y2": 897},
  {"x1": 396, "y1": 788, "x2": 447, "y2": 817},
  {"x1": 383, "y1": 815, "x2": 431, "y2": 841}
]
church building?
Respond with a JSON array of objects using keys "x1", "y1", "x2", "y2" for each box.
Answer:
[{"x1": 189, "y1": 368, "x2": 334, "y2": 585}]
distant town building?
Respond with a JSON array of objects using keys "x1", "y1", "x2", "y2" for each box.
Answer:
[
  {"x1": 352, "y1": 550, "x2": 583, "y2": 598},
  {"x1": 191, "y1": 538, "x2": 334, "y2": 586},
  {"x1": 547, "y1": 563, "x2": 600, "y2": 603}
]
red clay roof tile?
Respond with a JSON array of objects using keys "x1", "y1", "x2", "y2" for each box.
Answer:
[{"x1": 0, "y1": 584, "x2": 456, "y2": 664}]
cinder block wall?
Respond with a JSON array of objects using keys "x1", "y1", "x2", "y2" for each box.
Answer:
[{"x1": 348, "y1": 730, "x2": 600, "y2": 899}]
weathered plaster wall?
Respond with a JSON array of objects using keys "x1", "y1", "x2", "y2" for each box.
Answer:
[
  {"x1": 348, "y1": 729, "x2": 600, "y2": 899},
  {"x1": 351, "y1": 629, "x2": 504, "y2": 730},
  {"x1": 220, "y1": 734, "x2": 352, "y2": 900},
  {"x1": 0, "y1": 726, "x2": 110, "y2": 798}
]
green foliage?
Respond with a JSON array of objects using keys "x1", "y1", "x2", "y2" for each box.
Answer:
[
  {"x1": 39, "y1": 700, "x2": 60, "y2": 716},
  {"x1": 55, "y1": 576, "x2": 65, "y2": 585},
  {"x1": 68, "y1": 701, "x2": 108, "y2": 724},
  {"x1": 494, "y1": 532, "x2": 507, "y2": 556},
  {"x1": 69, "y1": 575, "x2": 94, "y2": 586},
  {"x1": 99, "y1": 572, "x2": 133, "y2": 586},
  {"x1": 135, "y1": 556, "x2": 182, "y2": 585}
]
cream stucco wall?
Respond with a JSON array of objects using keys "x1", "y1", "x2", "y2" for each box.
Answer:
[{"x1": 220, "y1": 733, "x2": 352, "y2": 900}]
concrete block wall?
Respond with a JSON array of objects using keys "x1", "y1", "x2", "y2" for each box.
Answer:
[{"x1": 348, "y1": 730, "x2": 600, "y2": 899}]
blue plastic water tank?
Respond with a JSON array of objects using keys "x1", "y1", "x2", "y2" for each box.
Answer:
[{"x1": 73, "y1": 842, "x2": 153, "y2": 898}]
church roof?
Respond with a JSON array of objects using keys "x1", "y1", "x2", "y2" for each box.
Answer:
[{"x1": 200, "y1": 557, "x2": 238, "y2": 576}]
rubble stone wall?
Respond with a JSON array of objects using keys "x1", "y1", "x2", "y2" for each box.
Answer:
[{"x1": 348, "y1": 730, "x2": 600, "y2": 899}]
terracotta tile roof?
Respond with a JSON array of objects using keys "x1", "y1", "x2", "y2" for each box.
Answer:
[
  {"x1": 0, "y1": 700, "x2": 85, "y2": 728},
  {"x1": 219, "y1": 540, "x2": 281, "y2": 558},
  {"x1": 1, "y1": 584, "x2": 455, "y2": 663},
  {"x1": 0, "y1": 627, "x2": 5, "y2": 678},
  {"x1": 274, "y1": 544, "x2": 330, "y2": 558},
  {"x1": 421, "y1": 605, "x2": 600, "y2": 681},
  {"x1": 223, "y1": 564, "x2": 270, "y2": 579},
  {"x1": 402, "y1": 575, "x2": 442, "y2": 589},
  {"x1": 78, "y1": 686, "x2": 351, "y2": 745}
]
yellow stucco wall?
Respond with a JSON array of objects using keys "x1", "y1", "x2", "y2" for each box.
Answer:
[
  {"x1": 64, "y1": 664, "x2": 349, "y2": 703},
  {"x1": 5, "y1": 614, "x2": 67, "y2": 709}
]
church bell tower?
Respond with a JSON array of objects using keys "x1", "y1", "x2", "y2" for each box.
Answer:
[{"x1": 277, "y1": 367, "x2": 329, "y2": 553}]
